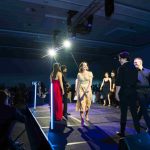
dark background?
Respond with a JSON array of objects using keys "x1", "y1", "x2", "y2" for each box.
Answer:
[{"x1": 0, "y1": 0, "x2": 150, "y2": 87}]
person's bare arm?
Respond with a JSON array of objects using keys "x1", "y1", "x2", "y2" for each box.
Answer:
[
  {"x1": 109, "y1": 78, "x2": 112, "y2": 91},
  {"x1": 112, "y1": 83, "x2": 115, "y2": 92},
  {"x1": 50, "y1": 74, "x2": 52, "y2": 82},
  {"x1": 76, "y1": 74, "x2": 80, "y2": 97},
  {"x1": 75, "y1": 79, "x2": 78, "y2": 92},
  {"x1": 100, "y1": 79, "x2": 104, "y2": 91},
  {"x1": 86, "y1": 72, "x2": 93, "y2": 93},
  {"x1": 115, "y1": 86, "x2": 120, "y2": 101}
]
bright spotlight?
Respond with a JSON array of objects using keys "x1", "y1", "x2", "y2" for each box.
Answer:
[
  {"x1": 63, "y1": 40, "x2": 72, "y2": 48},
  {"x1": 48, "y1": 49, "x2": 56, "y2": 57}
]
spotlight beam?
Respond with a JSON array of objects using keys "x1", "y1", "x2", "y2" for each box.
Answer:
[{"x1": 70, "y1": 52, "x2": 78, "y2": 69}]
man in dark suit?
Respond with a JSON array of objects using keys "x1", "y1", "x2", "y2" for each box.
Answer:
[{"x1": 115, "y1": 51, "x2": 140, "y2": 137}]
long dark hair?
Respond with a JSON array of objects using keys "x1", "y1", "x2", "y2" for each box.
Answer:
[{"x1": 52, "y1": 63, "x2": 61, "y2": 79}]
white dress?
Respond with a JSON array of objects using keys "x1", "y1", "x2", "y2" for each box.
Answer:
[{"x1": 76, "y1": 71, "x2": 93, "y2": 111}]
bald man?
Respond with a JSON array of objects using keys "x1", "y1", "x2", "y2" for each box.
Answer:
[{"x1": 134, "y1": 57, "x2": 150, "y2": 134}]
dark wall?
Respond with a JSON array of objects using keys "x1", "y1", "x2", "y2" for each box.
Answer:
[
  {"x1": 1, "y1": 47, "x2": 149, "y2": 87},
  {"x1": 0, "y1": 55, "x2": 115, "y2": 87},
  {"x1": 0, "y1": 58, "x2": 51, "y2": 87}
]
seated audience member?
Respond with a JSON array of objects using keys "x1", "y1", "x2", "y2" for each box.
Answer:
[{"x1": 0, "y1": 90, "x2": 25, "y2": 149}]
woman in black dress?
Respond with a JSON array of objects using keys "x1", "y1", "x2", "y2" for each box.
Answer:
[{"x1": 100, "y1": 72, "x2": 112, "y2": 106}]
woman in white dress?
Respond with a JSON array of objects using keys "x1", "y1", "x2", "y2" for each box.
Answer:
[{"x1": 76, "y1": 62, "x2": 93, "y2": 126}]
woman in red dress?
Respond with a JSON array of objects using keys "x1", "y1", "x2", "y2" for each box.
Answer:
[{"x1": 50, "y1": 63, "x2": 64, "y2": 121}]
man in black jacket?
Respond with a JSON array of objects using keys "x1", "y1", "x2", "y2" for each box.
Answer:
[{"x1": 115, "y1": 51, "x2": 140, "y2": 137}]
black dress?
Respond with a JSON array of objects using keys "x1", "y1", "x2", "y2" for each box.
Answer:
[{"x1": 102, "y1": 80, "x2": 110, "y2": 99}]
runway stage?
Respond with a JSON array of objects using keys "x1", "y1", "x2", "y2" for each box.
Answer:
[{"x1": 28, "y1": 103, "x2": 147, "y2": 150}]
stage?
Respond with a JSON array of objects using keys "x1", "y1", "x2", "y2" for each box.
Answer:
[{"x1": 28, "y1": 103, "x2": 148, "y2": 150}]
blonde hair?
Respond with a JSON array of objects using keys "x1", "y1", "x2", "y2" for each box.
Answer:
[
  {"x1": 79, "y1": 62, "x2": 89, "y2": 72},
  {"x1": 134, "y1": 57, "x2": 143, "y2": 62}
]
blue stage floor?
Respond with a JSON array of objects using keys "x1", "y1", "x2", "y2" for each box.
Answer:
[{"x1": 29, "y1": 103, "x2": 148, "y2": 150}]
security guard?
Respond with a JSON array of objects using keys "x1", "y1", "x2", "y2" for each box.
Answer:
[{"x1": 115, "y1": 51, "x2": 140, "y2": 137}]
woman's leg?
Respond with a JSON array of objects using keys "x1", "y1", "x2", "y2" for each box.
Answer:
[
  {"x1": 80, "y1": 111, "x2": 84, "y2": 126},
  {"x1": 85, "y1": 109, "x2": 89, "y2": 121},
  {"x1": 108, "y1": 94, "x2": 111, "y2": 106},
  {"x1": 103, "y1": 99, "x2": 107, "y2": 106},
  {"x1": 85, "y1": 96, "x2": 91, "y2": 121}
]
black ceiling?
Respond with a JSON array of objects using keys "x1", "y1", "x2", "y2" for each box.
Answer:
[{"x1": 0, "y1": 0, "x2": 150, "y2": 62}]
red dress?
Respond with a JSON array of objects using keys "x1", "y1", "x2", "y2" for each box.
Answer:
[{"x1": 52, "y1": 79, "x2": 63, "y2": 121}]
